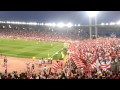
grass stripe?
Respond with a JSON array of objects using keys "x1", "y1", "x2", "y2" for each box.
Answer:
[{"x1": 0, "y1": 38, "x2": 67, "y2": 60}]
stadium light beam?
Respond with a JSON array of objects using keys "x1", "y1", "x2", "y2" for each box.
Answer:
[
  {"x1": 51, "y1": 23, "x2": 56, "y2": 27},
  {"x1": 66, "y1": 23, "x2": 73, "y2": 27},
  {"x1": 41, "y1": 23, "x2": 44, "y2": 26},
  {"x1": 86, "y1": 11, "x2": 99, "y2": 39},
  {"x1": 86, "y1": 11, "x2": 99, "y2": 17},
  {"x1": 106, "y1": 23, "x2": 109, "y2": 25},
  {"x1": 116, "y1": 21, "x2": 120, "y2": 25},
  {"x1": 110, "y1": 22, "x2": 115, "y2": 25},
  {"x1": 78, "y1": 24, "x2": 80, "y2": 26},
  {"x1": 57, "y1": 22, "x2": 65, "y2": 28},
  {"x1": 74, "y1": 24, "x2": 77, "y2": 26},
  {"x1": 101, "y1": 23, "x2": 105, "y2": 26}
]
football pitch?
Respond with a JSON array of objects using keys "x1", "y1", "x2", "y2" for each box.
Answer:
[{"x1": 0, "y1": 38, "x2": 67, "y2": 60}]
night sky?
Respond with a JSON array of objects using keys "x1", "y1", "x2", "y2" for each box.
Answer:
[{"x1": 0, "y1": 11, "x2": 120, "y2": 25}]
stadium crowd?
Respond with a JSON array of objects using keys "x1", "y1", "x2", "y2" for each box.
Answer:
[
  {"x1": 0, "y1": 28, "x2": 85, "y2": 42},
  {"x1": 0, "y1": 59, "x2": 120, "y2": 79},
  {"x1": 0, "y1": 37, "x2": 120, "y2": 79},
  {"x1": 0, "y1": 27, "x2": 120, "y2": 79}
]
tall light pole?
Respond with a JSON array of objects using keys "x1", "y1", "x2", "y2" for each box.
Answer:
[
  {"x1": 86, "y1": 11, "x2": 99, "y2": 39},
  {"x1": 95, "y1": 15, "x2": 98, "y2": 38},
  {"x1": 89, "y1": 16, "x2": 92, "y2": 39}
]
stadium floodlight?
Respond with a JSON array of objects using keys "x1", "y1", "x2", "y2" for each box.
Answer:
[
  {"x1": 78, "y1": 24, "x2": 80, "y2": 26},
  {"x1": 30, "y1": 22, "x2": 33, "y2": 25},
  {"x1": 3, "y1": 21, "x2": 5, "y2": 23},
  {"x1": 9, "y1": 21, "x2": 11, "y2": 24},
  {"x1": 20, "y1": 22, "x2": 23, "y2": 24},
  {"x1": 87, "y1": 11, "x2": 99, "y2": 39},
  {"x1": 32, "y1": 22, "x2": 37, "y2": 25},
  {"x1": 12, "y1": 21, "x2": 14, "y2": 24},
  {"x1": 66, "y1": 23, "x2": 73, "y2": 27},
  {"x1": 26, "y1": 22, "x2": 29, "y2": 25},
  {"x1": 106, "y1": 23, "x2": 109, "y2": 25},
  {"x1": 86, "y1": 11, "x2": 99, "y2": 17},
  {"x1": 45, "y1": 23, "x2": 52, "y2": 26},
  {"x1": 41, "y1": 23, "x2": 44, "y2": 26},
  {"x1": 51, "y1": 23, "x2": 56, "y2": 27},
  {"x1": 74, "y1": 24, "x2": 77, "y2": 26},
  {"x1": 101, "y1": 23, "x2": 105, "y2": 26},
  {"x1": 21, "y1": 22, "x2": 24, "y2": 25},
  {"x1": 16, "y1": 22, "x2": 18, "y2": 24},
  {"x1": 15, "y1": 22, "x2": 18, "y2": 24},
  {"x1": 116, "y1": 21, "x2": 120, "y2": 25},
  {"x1": 110, "y1": 22, "x2": 115, "y2": 25},
  {"x1": 17, "y1": 22, "x2": 20, "y2": 24},
  {"x1": 57, "y1": 22, "x2": 65, "y2": 28},
  {"x1": 21, "y1": 22, "x2": 23, "y2": 24},
  {"x1": 27, "y1": 22, "x2": 30, "y2": 25},
  {"x1": 6, "y1": 21, "x2": 10, "y2": 24},
  {"x1": 48, "y1": 23, "x2": 52, "y2": 26},
  {"x1": 17, "y1": 22, "x2": 19, "y2": 24},
  {"x1": 20, "y1": 22, "x2": 22, "y2": 24},
  {"x1": 18, "y1": 22, "x2": 20, "y2": 24},
  {"x1": 29, "y1": 22, "x2": 32, "y2": 25},
  {"x1": 14, "y1": 22, "x2": 16, "y2": 24},
  {"x1": 24, "y1": 22, "x2": 26, "y2": 25},
  {"x1": 45, "y1": 23, "x2": 48, "y2": 26},
  {"x1": 9, "y1": 21, "x2": 12, "y2": 24}
]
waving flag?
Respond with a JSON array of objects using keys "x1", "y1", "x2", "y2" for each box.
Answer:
[
  {"x1": 91, "y1": 62, "x2": 96, "y2": 69},
  {"x1": 71, "y1": 54, "x2": 85, "y2": 68},
  {"x1": 51, "y1": 61, "x2": 62, "y2": 70},
  {"x1": 99, "y1": 63, "x2": 111, "y2": 71}
]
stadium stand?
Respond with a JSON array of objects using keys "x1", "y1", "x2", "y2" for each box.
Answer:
[{"x1": 0, "y1": 23, "x2": 120, "y2": 79}]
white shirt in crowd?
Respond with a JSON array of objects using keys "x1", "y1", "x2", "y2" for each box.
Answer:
[
  {"x1": 39, "y1": 60, "x2": 42, "y2": 64},
  {"x1": 36, "y1": 76, "x2": 39, "y2": 79},
  {"x1": 44, "y1": 66, "x2": 47, "y2": 72},
  {"x1": 45, "y1": 60, "x2": 48, "y2": 63}
]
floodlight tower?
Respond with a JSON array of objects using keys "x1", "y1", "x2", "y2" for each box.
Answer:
[
  {"x1": 95, "y1": 12, "x2": 99, "y2": 38},
  {"x1": 86, "y1": 11, "x2": 99, "y2": 39}
]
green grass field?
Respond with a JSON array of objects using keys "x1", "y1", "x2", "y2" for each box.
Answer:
[{"x1": 0, "y1": 38, "x2": 67, "y2": 60}]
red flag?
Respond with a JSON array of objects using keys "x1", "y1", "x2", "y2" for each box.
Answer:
[
  {"x1": 71, "y1": 54, "x2": 85, "y2": 68},
  {"x1": 91, "y1": 62, "x2": 96, "y2": 69},
  {"x1": 99, "y1": 63, "x2": 110, "y2": 71},
  {"x1": 51, "y1": 61, "x2": 62, "y2": 70}
]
